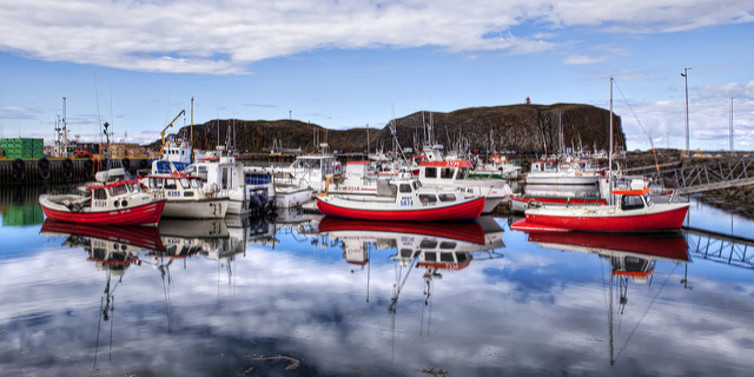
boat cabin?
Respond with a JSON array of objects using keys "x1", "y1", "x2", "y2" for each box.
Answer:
[
  {"x1": 613, "y1": 181, "x2": 653, "y2": 212},
  {"x1": 143, "y1": 174, "x2": 205, "y2": 197},
  {"x1": 417, "y1": 160, "x2": 473, "y2": 183},
  {"x1": 85, "y1": 179, "x2": 145, "y2": 211}
]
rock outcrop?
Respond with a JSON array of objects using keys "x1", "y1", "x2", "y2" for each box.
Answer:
[{"x1": 162, "y1": 103, "x2": 624, "y2": 154}]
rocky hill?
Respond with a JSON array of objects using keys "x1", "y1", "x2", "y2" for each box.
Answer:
[{"x1": 161, "y1": 103, "x2": 624, "y2": 154}]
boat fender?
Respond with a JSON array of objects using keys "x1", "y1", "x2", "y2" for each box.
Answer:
[
  {"x1": 38, "y1": 158, "x2": 51, "y2": 180},
  {"x1": 12, "y1": 159, "x2": 26, "y2": 183},
  {"x1": 62, "y1": 159, "x2": 74, "y2": 180}
]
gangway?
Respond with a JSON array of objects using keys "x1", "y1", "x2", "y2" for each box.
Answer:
[{"x1": 621, "y1": 157, "x2": 754, "y2": 195}]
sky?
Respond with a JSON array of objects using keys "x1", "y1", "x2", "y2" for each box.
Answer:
[{"x1": 0, "y1": 1, "x2": 752, "y2": 151}]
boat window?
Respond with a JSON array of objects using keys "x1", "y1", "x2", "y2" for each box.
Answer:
[
  {"x1": 419, "y1": 194, "x2": 437, "y2": 204},
  {"x1": 457, "y1": 168, "x2": 469, "y2": 180},
  {"x1": 108, "y1": 184, "x2": 127, "y2": 196},
  {"x1": 164, "y1": 179, "x2": 177, "y2": 190},
  {"x1": 424, "y1": 252, "x2": 437, "y2": 261},
  {"x1": 621, "y1": 195, "x2": 644, "y2": 211},
  {"x1": 440, "y1": 252, "x2": 455, "y2": 262},
  {"x1": 623, "y1": 256, "x2": 650, "y2": 272},
  {"x1": 412, "y1": 180, "x2": 421, "y2": 190},
  {"x1": 178, "y1": 178, "x2": 191, "y2": 189},
  {"x1": 183, "y1": 191, "x2": 194, "y2": 197},
  {"x1": 400, "y1": 184, "x2": 412, "y2": 193},
  {"x1": 400, "y1": 249, "x2": 413, "y2": 258},
  {"x1": 221, "y1": 167, "x2": 229, "y2": 189},
  {"x1": 456, "y1": 253, "x2": 470, "y2": 263},
  {"x1": 439, "y1": 241, "x2": 456, "y2": 249},
  {"x1": 438, "y1": 193, "x2": 456, "y2": 202},
  {"x1": 644, "y1": 193, "x2": 653, "y2": 206},
  {"x1": 420, "y1": 240, "x2": 438, "y2": 249},
  {"x1": 425, "y1": 167, "x2": 437, "y2": 178},
  {"x1": 441, "y1": 168, "x2": 454, "y2": 179},
  {"x1": 150, "y1": 178, "x2": 163, "y2": 188},
  {"x1": 191, "y1": 178, "x2": 202, "y2": 188},
  {"x1": 94, "y1": 188, "x2": 107, "y2": 200}
]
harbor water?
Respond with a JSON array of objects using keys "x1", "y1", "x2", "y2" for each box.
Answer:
[{"x1": 1, "y1": 187, "x2": 753, "y2": 376}]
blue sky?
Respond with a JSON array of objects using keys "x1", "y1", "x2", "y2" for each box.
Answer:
[{"x1": 0, "y1": 1, "x2": 752, "y2": 151}]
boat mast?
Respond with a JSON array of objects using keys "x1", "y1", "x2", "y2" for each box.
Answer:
[
  {"x1": 609, "y1": 77, "x2": 614, "y2": 206},
  {"x1": 190, "y1": 97, "x2": 194, "y2": 159}
]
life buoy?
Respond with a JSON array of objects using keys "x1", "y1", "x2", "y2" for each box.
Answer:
[
  {"x1": 38, "y1": 158, "x2": 50, "y2": 180},
  {"x1": 12, "y1": 159, "x2": 26, "y2": 183},
  {"x1": 62, "y1": 159, "x2": 74, "y2": 180}
]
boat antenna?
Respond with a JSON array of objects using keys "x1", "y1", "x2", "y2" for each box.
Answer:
[{"x1": 613, "y1": 79, "x2": 660, "y2": 173}]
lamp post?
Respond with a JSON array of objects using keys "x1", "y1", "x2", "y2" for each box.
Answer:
[{"x1": 681, "y1": 67, "x2": 692, "y2": 154}]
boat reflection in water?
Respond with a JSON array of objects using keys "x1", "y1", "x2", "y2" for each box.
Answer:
[
  {"x1": 520, "y1": 229, "x2": 690, "y2": 364},
  {"x1": 319, "y1": 216, "x2": 505, "y2": 316}
]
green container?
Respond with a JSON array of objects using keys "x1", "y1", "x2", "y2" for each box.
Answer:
[{"x1": 2, "y1": 205, "x2": 44, "y2": 226}]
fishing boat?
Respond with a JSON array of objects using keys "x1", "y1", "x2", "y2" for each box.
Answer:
[
  {"x1": 509, "y1": 191, "x2": 606, "y2": 213},
  {"x1": 416, "y1": 159, "x2": 512, "y2": 214},
  {"x1": 183, "y1": 147, "x2": 273, "y2": 214},
  {"x1": 524, "y1": 158, "x2": 604, "y2": 186},
  {"x1": 39, "y1": 168, "x2": 165, "y2": 226},
  {"x1": 511, "y1": 180, "x2": 689, "y2": 232},
  {"x1": 316, "y1": 175, "x2": 484, "y2": 221},
  {"x1": 141, "y1": 173, "x2": 229, "y2": 219}
]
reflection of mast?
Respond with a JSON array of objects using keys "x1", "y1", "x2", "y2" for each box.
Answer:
[{"x1": 93, "y1": 270, "x2": 122, "y2": 373}]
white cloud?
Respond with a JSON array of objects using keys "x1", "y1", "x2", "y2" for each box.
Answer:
[
  {"x1": 615, "y1": 80, "x2": 754, "y2": 151},
  {"x1": 0, "y1": 1, "x2": 751, "y2": 74}
]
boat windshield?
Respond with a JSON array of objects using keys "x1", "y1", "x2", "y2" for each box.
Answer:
[
  {"x1": 176, "y1": 178, "x2": 192, "y2": 189},
  {"x1": 190, "y1": 178, "x2": 202, "y2": 188},
  {"x1": 108, "y1": 183, "x2": 128, "y2": 197},
  {"x1": 457, "y1": 168, "x2": 469, "y2": 180},
  {"x1": 644, "y1": 193, "x2": 653, "y2": 206}
]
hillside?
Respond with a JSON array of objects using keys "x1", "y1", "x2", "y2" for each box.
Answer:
[{"x1": 161, "y1": 103, "x2": 624, "y2": 153}]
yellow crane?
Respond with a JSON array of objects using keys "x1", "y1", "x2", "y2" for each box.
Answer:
[{"x1": 160, "y1": 109, "x2": 186, "y2": 157}]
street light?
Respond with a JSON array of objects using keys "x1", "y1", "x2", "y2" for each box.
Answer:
[{"x1": 681, "y1": 67, "x2": 692, "y2": 154}]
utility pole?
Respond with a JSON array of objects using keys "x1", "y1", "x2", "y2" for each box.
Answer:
[{"x1": 681, "y1": 67, "x2": 692, "y2": 154}]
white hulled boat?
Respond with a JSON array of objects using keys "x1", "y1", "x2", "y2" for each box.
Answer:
[{"x1": 141, "y1": 173, "x2": 229, "y2": 219}]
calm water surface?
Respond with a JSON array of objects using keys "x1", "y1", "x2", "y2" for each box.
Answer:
[{"x1": 1, "y1": 188, "x2": 753, "y2": 376}]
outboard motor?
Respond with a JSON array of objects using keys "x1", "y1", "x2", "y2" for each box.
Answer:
[{"x1": 249, "y1": 192, "x2": 262, "y2": 211}]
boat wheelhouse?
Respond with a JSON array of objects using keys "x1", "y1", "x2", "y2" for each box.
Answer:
[{"x1": 416, "y1": 160, "x2": 511, "y2": 214}]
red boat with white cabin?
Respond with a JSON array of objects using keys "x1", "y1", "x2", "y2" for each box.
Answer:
[
  {"x1": 511, "y1": 179, "x2": 689, "y2": 232},
  {"x1": 316, "y1": 175, "x2": 484, "y2": 221},
  {"x1": 39, "y1": 168, "x2": 165, "y2": 226}
]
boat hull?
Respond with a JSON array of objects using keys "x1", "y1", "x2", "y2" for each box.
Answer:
[
  {"x1": 510, "y1": 194, "x2": 606, "y2": 213},
  {"x1": 525, "y1": 175, "x2": 601, "y2": 186},
  {"x1": 40, "y1": 196, "x2": 165, "y2": 226},
  {"x1": 316, "y1": 196, "x2": 484, "y2": 222},
  {"x1": 512, "y1": 203, "x2": 690, "y2": 232},
  {"x1": 162, "y1": 198, "x2": 228, "y2": 219}
]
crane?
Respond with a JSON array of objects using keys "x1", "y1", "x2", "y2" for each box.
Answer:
[{"x1": 160, "y1": 109, "x2": 186, "y2": 157}]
